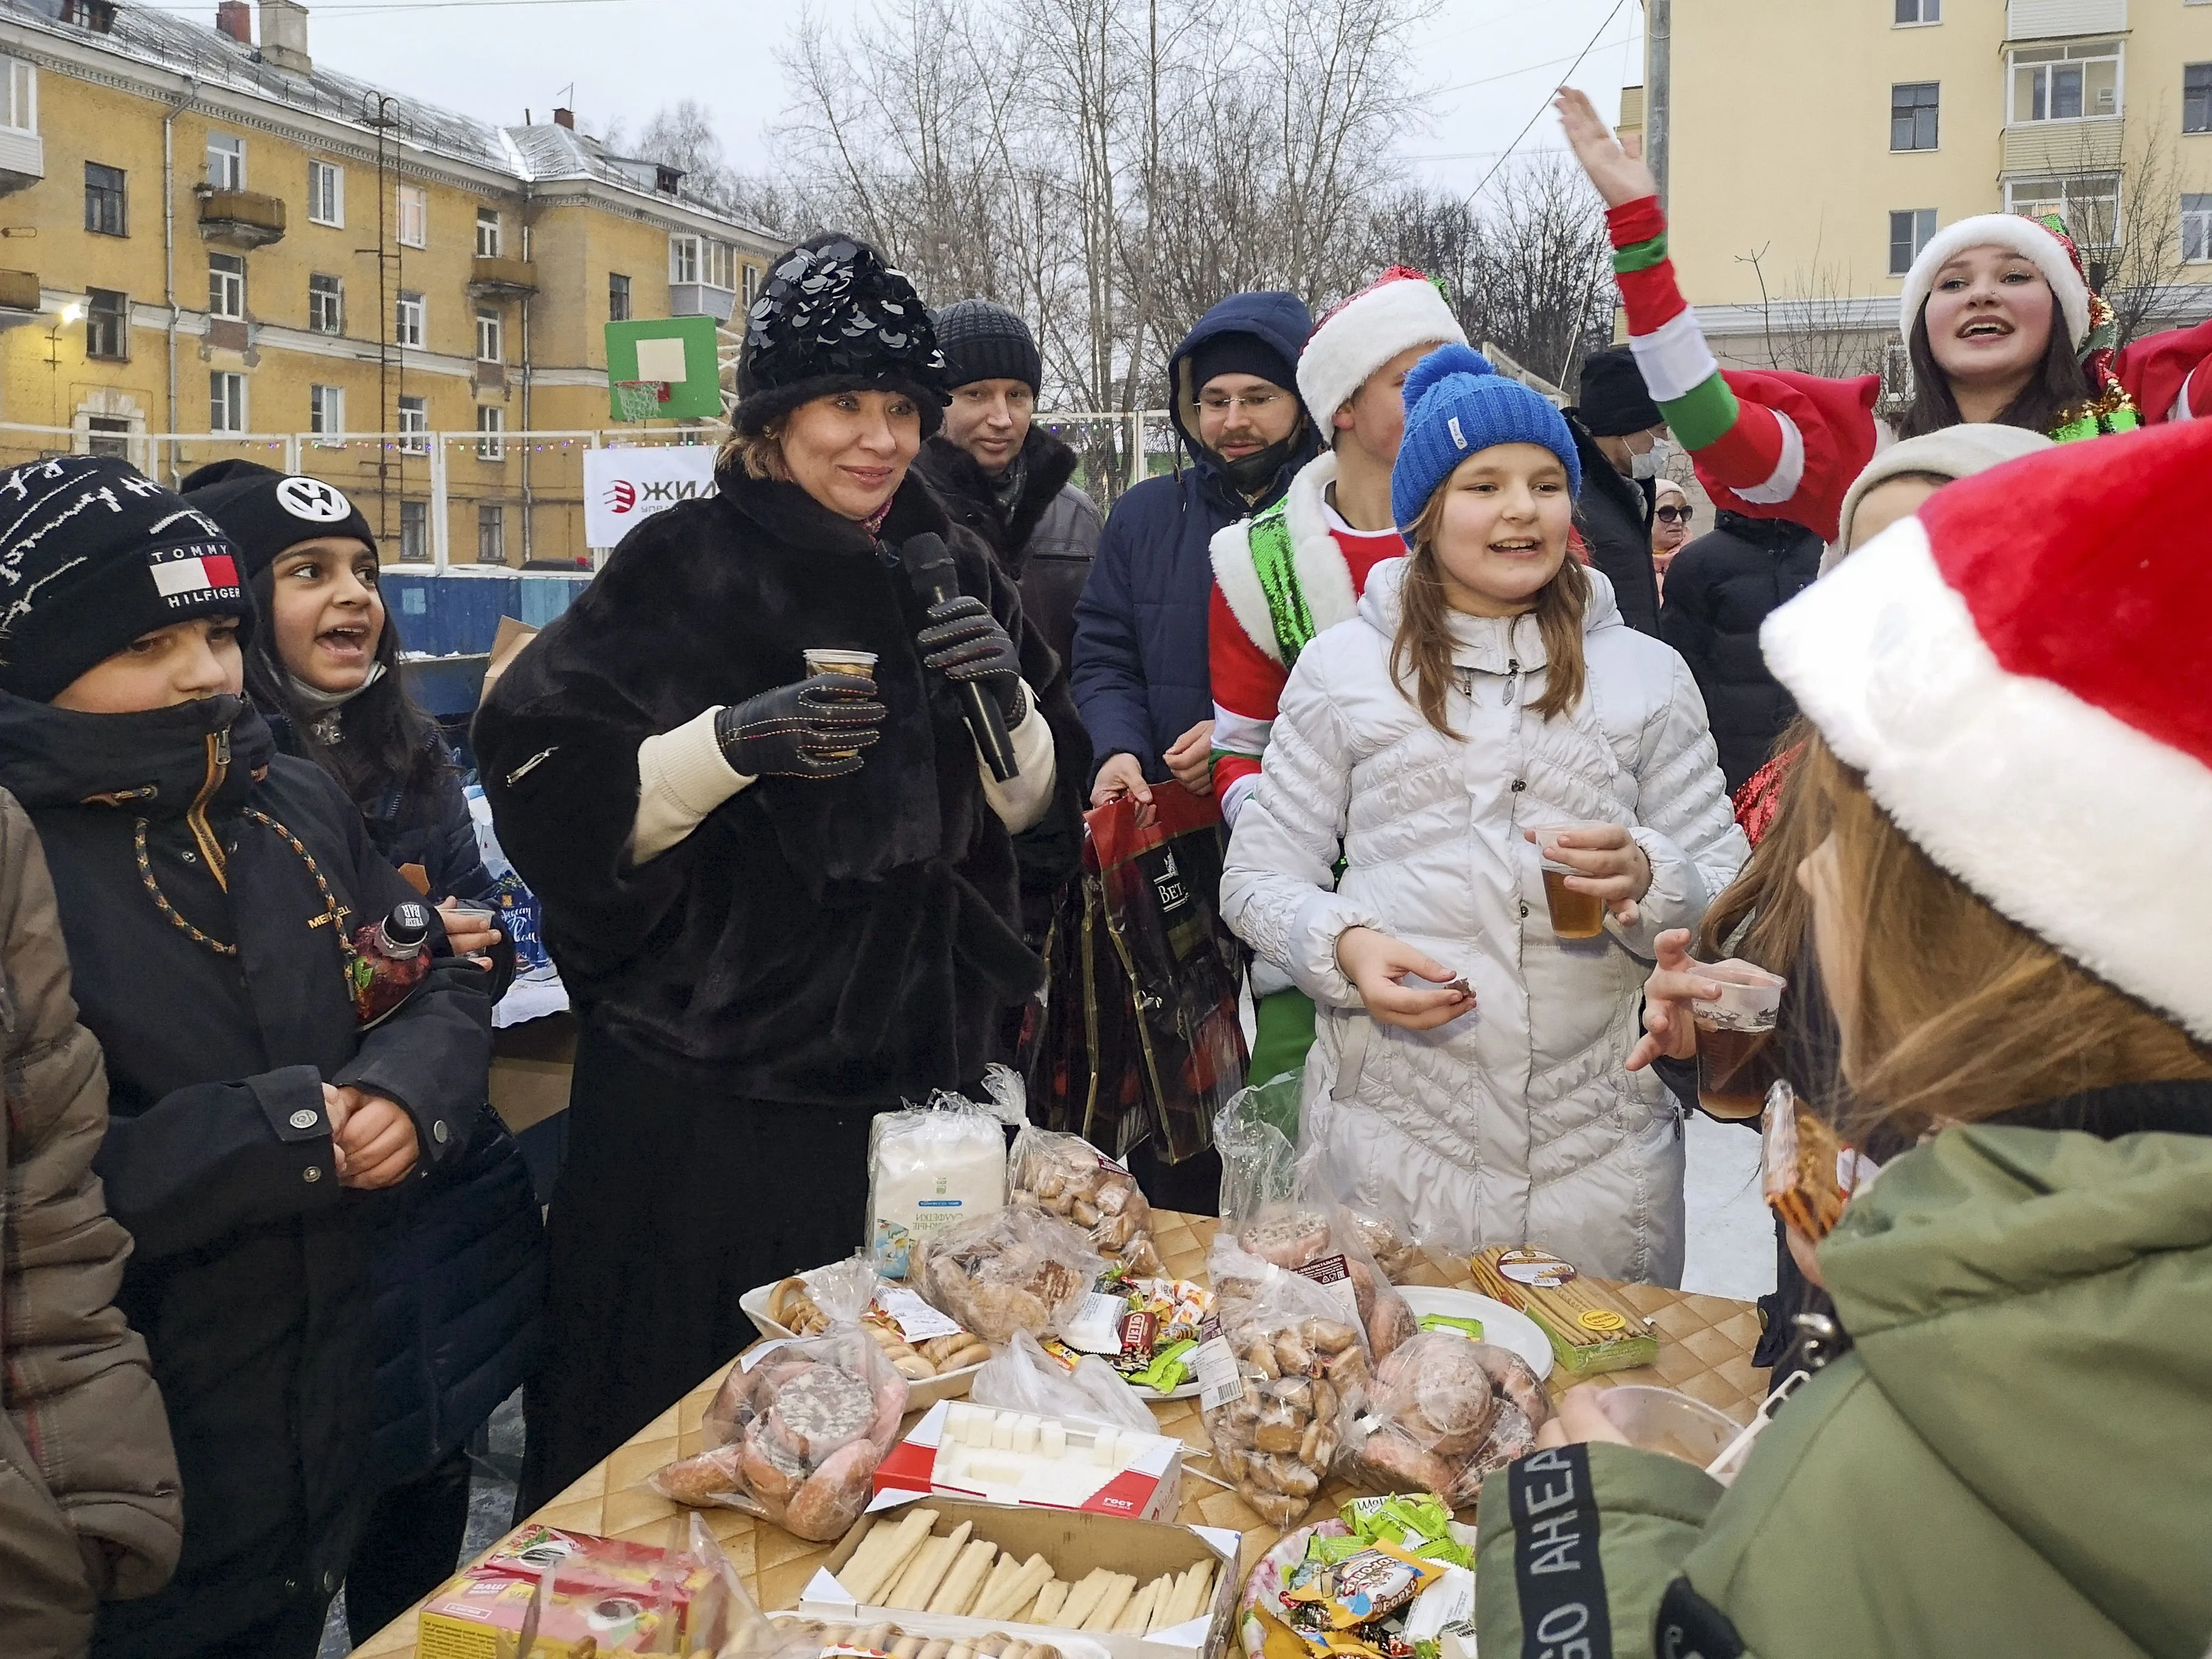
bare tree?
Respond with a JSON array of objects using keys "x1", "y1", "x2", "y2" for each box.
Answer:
[{"x1": 1730, "y1": 241, "x2": 1888, "y2": 383}]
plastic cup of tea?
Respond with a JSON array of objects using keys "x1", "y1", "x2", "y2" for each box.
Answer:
[
  {"x1": 1530, "y1": 825, "x2": 1613, "y2": 940},
  {"x1": 1594, "y1": 1385, "x2": 1746, "y2": 1480},
  {"x1": 802, "y1": 649, "x2": 879, "y2": 758},
  {"x1": 1692, "y1": 960, "x2": 1788, "y2": 1121}
]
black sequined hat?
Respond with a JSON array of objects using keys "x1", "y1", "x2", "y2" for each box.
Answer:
[{"x1": 734, "y1": 234, "x2": 951, "y2": 437}]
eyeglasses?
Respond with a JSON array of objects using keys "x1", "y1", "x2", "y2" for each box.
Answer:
[
  {"x1": 1654, "y1": 506, "x2": 1691, "y2": 525},
  {"x1": 1198, "y1": 390, "x2": 1285, "y2": 415}
]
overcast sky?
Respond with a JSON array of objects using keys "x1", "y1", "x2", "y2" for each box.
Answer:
[{"x1": 164, "y1": 0, "x2": 1643, "y2": 198}]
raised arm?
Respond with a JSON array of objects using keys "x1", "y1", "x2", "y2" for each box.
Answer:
[{"x1": 2116, "y1": 313, "x2": 2212, "y2": 426}]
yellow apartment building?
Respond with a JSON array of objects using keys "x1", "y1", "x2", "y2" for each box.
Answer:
[
  {"x1": 1624, "y1": 0, "x2": 2212, "y2": 381},
  {"x1": 0, "y1": 0, "x2": 782, "y2": 566}
]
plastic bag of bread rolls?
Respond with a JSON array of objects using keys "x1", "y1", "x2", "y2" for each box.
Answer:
[
  {"x1": 1008, "y1": 1125, "x2": 1165, "y2": 1278},
  {"x1": 1341, "y1": 1329, "x2": 1554, "y2": 1508},
  {"x1": 653, "y1": 1255, "x2": 910, "y2": 1540},
  {"x1": 911, "y1": 1207, "x2": 1104, "y2": 1345},
  {"x1": 1293, "y1": 1092, "x2": 1458, "y2": 1274}
]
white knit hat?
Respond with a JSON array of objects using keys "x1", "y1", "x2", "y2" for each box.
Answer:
[
  {"x1": 1762, "y1": 420, "x2": 2212, "y2": 1042},
  {"x1": 1298, "y1": 268, "x2": 1467, "y2": 433},
  {"x1": 1824, "y1": 424, "x2": 2056, "y2": 572},
  {"x1": 1900, "y1": 213, "x2": 2092, "y2": 350}
]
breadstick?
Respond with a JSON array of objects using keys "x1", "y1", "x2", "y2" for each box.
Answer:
[
  {"x1": 1119, "y1": 1578, "x2": 1162, "y2": 1633},
  {"x1": 1181, "y1": 1561, "x2": 1216, "y2": 1624},
  {"x1": 977, "y1": 1555, "x2": 1054, "y2": 1623},
  {"x1": 1030, "y1": 1580, "x2": 1068, "y2": 1626},
  {"x1": 1057, "y1": 1570, "x2": 1111, "y2": 1630},
  {"x1": 1084, "y1": 1575, "x2": 1136, "y2": 1632},
  {"x1": 930, "y1": 1540, "x2": 1000, "y2": 1615},
  {"x1": 972, "y1": 1554, "x2": 1022, "y2": 1621},
  {"x1": 837, "y1": 1517, "x2": 905, "y2": 1603},
  {"x1": 917, "y1": 1641, "x2": 952, "y2": 1659},
  {"x1": 889, "y1": 1522, "x2": 971, "y2": 1611},
  {"x1": 847, "y1": 1510, "x2": 940, "y2": 1604}
]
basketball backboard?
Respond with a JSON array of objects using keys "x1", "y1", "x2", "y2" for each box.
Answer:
[{"x1": 604, "y1": 315, "x2": 725, "y2": 421}]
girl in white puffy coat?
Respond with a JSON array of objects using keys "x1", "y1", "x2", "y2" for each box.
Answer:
[{"x1": 1220, "y1": 346, "x2": 1746, "y2": 1284}]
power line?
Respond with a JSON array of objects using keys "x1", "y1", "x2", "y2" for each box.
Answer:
[
  {"x1": 1458, "y1": 0, "x2": 1632, "y2": 206},
  {"x1": 1427, "y1": 30, "x2": 1636, "y2": 100}
]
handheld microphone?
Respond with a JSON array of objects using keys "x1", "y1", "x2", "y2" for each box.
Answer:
[{"x1": 896, "y1": 532, "x2": 1021, "y2": 782}]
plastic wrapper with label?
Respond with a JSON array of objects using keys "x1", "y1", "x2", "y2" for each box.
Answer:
[
  {"x1": 1339, "y1": 1330, "x2": 1552, "y2": 1509},
  {"x1": 1464, "y1": 1245, "x2": 1657, "y2": 1376},
  {"x1": 653, "y1": 1256, "x2": 911, "y2": 1541},
  {"x1": 1008, "y1": 1124, "x2": 1165, "y2": 1278},
  {"x1": 968, "y1": 1329, "x2": 1159, "y2": 1436},
  {"x1": 912, "y1": 1207, "x2": 1105, "y2": 1345},
  {"x1": 1290, "y1": 1094, "x2": 1439, "y2": 1278},
  {"x1": 870, "y1": 1071, "x2": 1024, "y2": 1280}
]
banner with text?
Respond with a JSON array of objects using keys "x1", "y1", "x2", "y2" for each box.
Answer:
[{"x1": 583, "y1": 445, "x2": 719, "y2": 549}]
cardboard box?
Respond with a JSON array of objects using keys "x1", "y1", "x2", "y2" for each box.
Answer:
[
  {"x1": 417, "y1": 1526, "x2": 709, "y2": 1658},
  {"x1": 489, "y1": 1012, "x2": 577, "y2": 1135},
  {"x1": 874, "y1": 1401, "x2": 1184, "y2": 1523},
  {"x1": 798, "y1": 1497, "x2": 1238, "y2": 1659}
]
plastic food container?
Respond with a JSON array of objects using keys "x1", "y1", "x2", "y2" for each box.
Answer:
[{"x1": 1594, "y1": 1386, "x2": 1744, "y2": 1476}]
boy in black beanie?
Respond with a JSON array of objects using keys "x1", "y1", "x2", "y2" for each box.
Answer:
[{"x1": 0, "y1": 456, "x2": 493, "y2": 1659}]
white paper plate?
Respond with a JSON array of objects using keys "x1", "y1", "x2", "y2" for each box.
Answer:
[
  {"x1": 1396, "y1": 1286, "x2": 1555, "y2": 1381},
  {"x1": 739, "y1": 1278, "x2": 985, "y2": 1409}
]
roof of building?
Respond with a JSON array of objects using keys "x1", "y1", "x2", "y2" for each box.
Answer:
[{"x1": 0, "y1": 0, "x2": 785, "y2": 243}]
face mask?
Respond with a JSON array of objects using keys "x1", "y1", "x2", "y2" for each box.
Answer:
[{"x1": 1631, "y1": 437, "x2": 1673, "y2": 481}]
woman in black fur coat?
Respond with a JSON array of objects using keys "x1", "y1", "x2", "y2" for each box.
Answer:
[{"x1": 475, "y1": 236, "x2": 1088, "y2": 1506}]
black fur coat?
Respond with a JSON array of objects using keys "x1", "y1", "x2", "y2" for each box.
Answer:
[{"x1": 474, "y1": 463, "x2": 1087, "y2": 1104}]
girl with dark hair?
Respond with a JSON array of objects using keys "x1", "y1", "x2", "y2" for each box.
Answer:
[
  {"x1": 1219, "y1": 346, "x2": 1743, "y2": 1284},
  {"x1": 179, "y1": 462, "x2": 545, "y2": 1645},
  {"x1": 1557, "y1": 88, "x2": 2212, "y2": 546}
]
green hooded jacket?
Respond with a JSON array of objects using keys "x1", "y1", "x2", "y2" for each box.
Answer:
[{"x1": 1476, "y1": 1086, "x2": 2212, "y2": 1658}]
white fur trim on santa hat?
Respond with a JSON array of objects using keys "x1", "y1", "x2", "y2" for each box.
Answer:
[
  {"x1": 1761, "y1": 516, "x2": 2212, "y2": 1043},
  {"x1": 1900, "y1": 213, "x2": 2091, "y2": 350},
  {"x1": 1298, "y1": 276, "x2": 1467, "y2": 432}
]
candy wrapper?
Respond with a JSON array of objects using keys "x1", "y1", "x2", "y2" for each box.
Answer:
[
  {"x1": 1010, "y1": 1124, "x2": 1167, "y2": 1277},
  {"x1": 912, "y1": 1206, "x2": 1105, "y2": 1344},
  {"x1": 653, "y1": 1256, "x2": 910, "y2": 1540},
  {"x1": 1237, "y1": 1502, "x2": 1475, "y2": 1659},
  {"x1": 869, "y1": 1070, "x2": 1025, "y2": 1279},
  {"x1": 1340, "y1": 1331, "x2": 1552, "y2": 1509}
]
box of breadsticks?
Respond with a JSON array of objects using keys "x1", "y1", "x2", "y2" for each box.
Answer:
[
  {"x1": 795, "y1": 1497, "x2": 1239, "y2": 1659},
  {"x1": 873, "y1": 1401, "x2": 1185, "y2": 1523}
]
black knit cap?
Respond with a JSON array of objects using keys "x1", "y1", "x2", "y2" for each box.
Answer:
[
  {"x1": 1574, "y1": 345, "x2": 1664, "y2": 437},
  {"x1": 0, "y1": 455, "x2": 253, "y2": 703},
  {"x1": 735, "y1": 233, "x2": 951, "y2": 437},
  {"x1": 1188, "y1": 331, "x2": 1298, "y2": 397},
  {"x1": 932, "y1": 299, "x2": 1042, "y2": 396},
  {"x1": 178, "y1": 460, "x2": 378, "y2": 582}
]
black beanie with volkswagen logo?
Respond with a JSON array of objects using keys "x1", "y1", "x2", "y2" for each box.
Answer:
[{"x1": 179, "y1": 459, "x2": 377, "y2": 581}]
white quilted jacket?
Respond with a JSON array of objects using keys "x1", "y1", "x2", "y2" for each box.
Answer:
[{"x1": 1219, "y1": 560, "x2": 1748, "y2": 1284}]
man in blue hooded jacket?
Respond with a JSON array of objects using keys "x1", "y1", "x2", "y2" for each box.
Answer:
[{"x1": 1073, "y1": 292, "x2": 1317, "y2": 814}]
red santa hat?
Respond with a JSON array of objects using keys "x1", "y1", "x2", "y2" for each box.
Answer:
[
  {"x1": 1760, "y1": 419, "x2": 2212, "y2": 1042},
  {"x1": 1900, "y1": 212, "x2": 2093, "y2": 350},
  {"x1": 1298, "y1": 267, "x2": 1467, "y2": 432}
]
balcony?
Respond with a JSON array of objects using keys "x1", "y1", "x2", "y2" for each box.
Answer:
[
  {"x1": 469, "y1": 256, "x2": 538, "y2": 298},
  {"x1": 2002, "y1": 118, "x2": 2123, "y2": 175},
  {"x1": 0, "y1": 269, "x2": 39, "y2": 313},
  {"x1": 0, "y1": 129, "x2": 42, "y2": 196},
  {"x1": 669, "y1": 281, "x2": 736, "y2": 324},
  {"x1": 196, "y1": 187, "x2": 286, "y2": 249},
  {"x1": 2007, "y1": 0, "x2": 2126, "y2": 39}
]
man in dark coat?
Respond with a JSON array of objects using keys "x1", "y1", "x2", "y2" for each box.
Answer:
[
  {"x1": 1566, "y1": 344, "x2": 1669, "y2": 635},
  {"x1": 1658, "y1": 509, "x2": 1823, "y2": 793},
  {"x1": 1071, "y1": 291, "x2": 1317, "y2": 810},
  {"x1": 914, "y1": 299, "x2": 1102, "y2": 673}
]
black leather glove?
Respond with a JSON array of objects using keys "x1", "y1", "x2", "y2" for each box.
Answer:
[
  {"x1": 916, "y1": 595, "x2": 1026, "y2": 724},
  {"x1": 713, "y1": 673, "x2": 886, "y2": 780}
]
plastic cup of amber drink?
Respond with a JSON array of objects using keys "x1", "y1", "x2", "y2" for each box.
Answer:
[
  {"x1": 1531, "y1": 825, "x2": 1612, "y2": 940},
  {"x1": 1692, "y1": 962, "x2": 1788, "y2": 1121},
  {"x1": 802, "y1": 649, "x2": 879, "y2": 757}
]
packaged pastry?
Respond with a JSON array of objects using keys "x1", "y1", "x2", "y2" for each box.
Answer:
[
  {"x1": 1341, "y1": 1330, "x2": 1552, "y2": 1508},
  {"x1": 911, "y1": 1207, "x2": 1104, "y2": 1344},
  {"x1": 869, "y1": 1075, "x2": 1021, "y2": 1279},
  {"x1": 1010, "y1": 1125, "x2": 1166, "y2": 1277},
  {"x1": 653, "y1": 1256, "x2": 910, "y2": 1540},
  {"x1": 768, "y1": 1271, "x2": 993, "y2": 1381},
  {"x1": 1465, "y1": 1245, "x2": 1657, "y2": 1376},
  {"x1": 1760, "y1": 1079, "x2": 1870, "y2": 1242}
]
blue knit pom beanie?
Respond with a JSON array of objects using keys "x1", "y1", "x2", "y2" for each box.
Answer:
[{"x1": 1391, "y1": 344, "x2": 1581, "y2": 532}]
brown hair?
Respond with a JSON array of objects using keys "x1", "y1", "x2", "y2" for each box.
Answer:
[
  {"x1": 719, "y1": 418, "x2": 789, "y2": 481},
  {"x1": 1896, "y1": 297, "x2": 2091, "y2": 440},
  {"x1": 1392, "y1": 489, "x2": 1590, "y2": 735},
  {"x1": 1697, "y1": 717, "x2": 1822, "y2": 973},
  {"x1": 1799, "y1": 734, "x2": 2211, "y2": 1141}
]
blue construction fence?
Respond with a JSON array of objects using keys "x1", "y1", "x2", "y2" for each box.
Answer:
[{"x1": 385, "y1": 568, "x2": 594, "y2": 731}]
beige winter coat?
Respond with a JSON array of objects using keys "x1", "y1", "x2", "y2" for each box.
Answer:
[{"x1": 1, "y1": 789, "x2": 181, "y2": 1657}]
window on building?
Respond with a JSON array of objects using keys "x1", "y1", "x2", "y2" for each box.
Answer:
[
  {"x1": 397, "y1": 395, "x2": 429, "y2": 455},
  {"x1": 708, "y1": 240, "x2": 736, "y2": 290},
  {"x1": 208, "y1": 253, "x2": 245, "y2": 320},
  {"x1": 206, "y1": 132, "x2": 244, "y2": 190},
  {"x1": 476, "y1": 404, "x2": 506, "y2": 460},
  {"x1": 1894, "y1": 0, "x2": 1939, "y2": 20},
  {"x1": 1888, "y1": 209, "x2": 1937, "y2": 276},
  {"x1": 2006, "y1": 173, "x2": 2120, "y2": 249},
  {"x1": 85, "y1": 287, "x2": 127, "y2": 359},
  {"x1": 475, "y1": 207, "x2": 501, "y2": 258},
  {"x1": 2187, "y1": 64, "x2": 2212, "y2": 135},
  {"x1": 1891, "y1": 82, "x2": 1940, "y2": 150},
  {"x1": 395, "y1": 290, "x2": 424, "y2": 348},
  {"x1": 0, "y1": 58, "x2": 35, "y2": 134},
  {"x1": 308, "y1": 159, "x2": 343, "y2": 226},
  {"x1": 609, "y1": 272, "x2": 632, "y2": 321},
  {"x1": 475, "y1": 308, "x2": 503, "y2": 363},
  {"x1": 741, "y1": 263, "x2": 760, "y2": 306},
  {"x1": 210, "y1": 370, "x2": 246, "y2": 433},
  {"x1": 397, "y1": 183, "x2": 427, "y2": 248},
  {"x1": 85, "y1": 416, "x2": 130, "y2": 460},
  {"x1": 2184, "y1": 194, "x2": 2212, "y2": 264},
  {"x1": 84, "y1": 163, "x2": 126, "y2": 236},
  {"x1": 398, "y1": 499, "x2": 429, "y2": 562},
  {"x1": 310, "y1": 383, "x2": 345, "y2": 438},
  {"x1": 669, "y1": 233, "x2": 701, "y2": 284},
  {"x1": 477, "y1": 503, "x2": 507, "y2": 564},
  {"x1": 308, "y1": 272, "x2": 343, "y2": 334},
  {"x1": 2011, "y1": 41, "x2": 2122, "y2": 124}
]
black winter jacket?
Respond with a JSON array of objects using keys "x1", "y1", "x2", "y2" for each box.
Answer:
[
  {"x1": 1567, "y1": 413, "x2": 1663, "y2": 637},
  {"x1": 474, "y1": 464, "x2": 1090, "y2": 1104},
  {"x1": 1658, "y1": 511, "x2": 1823, "y2": 793},
  {"x1": 914, "y1": 425, "x2": 1102, "y2": 676},
  {"x1": 0, "y1": 694, "x2": 491, "y2": 1658}
]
